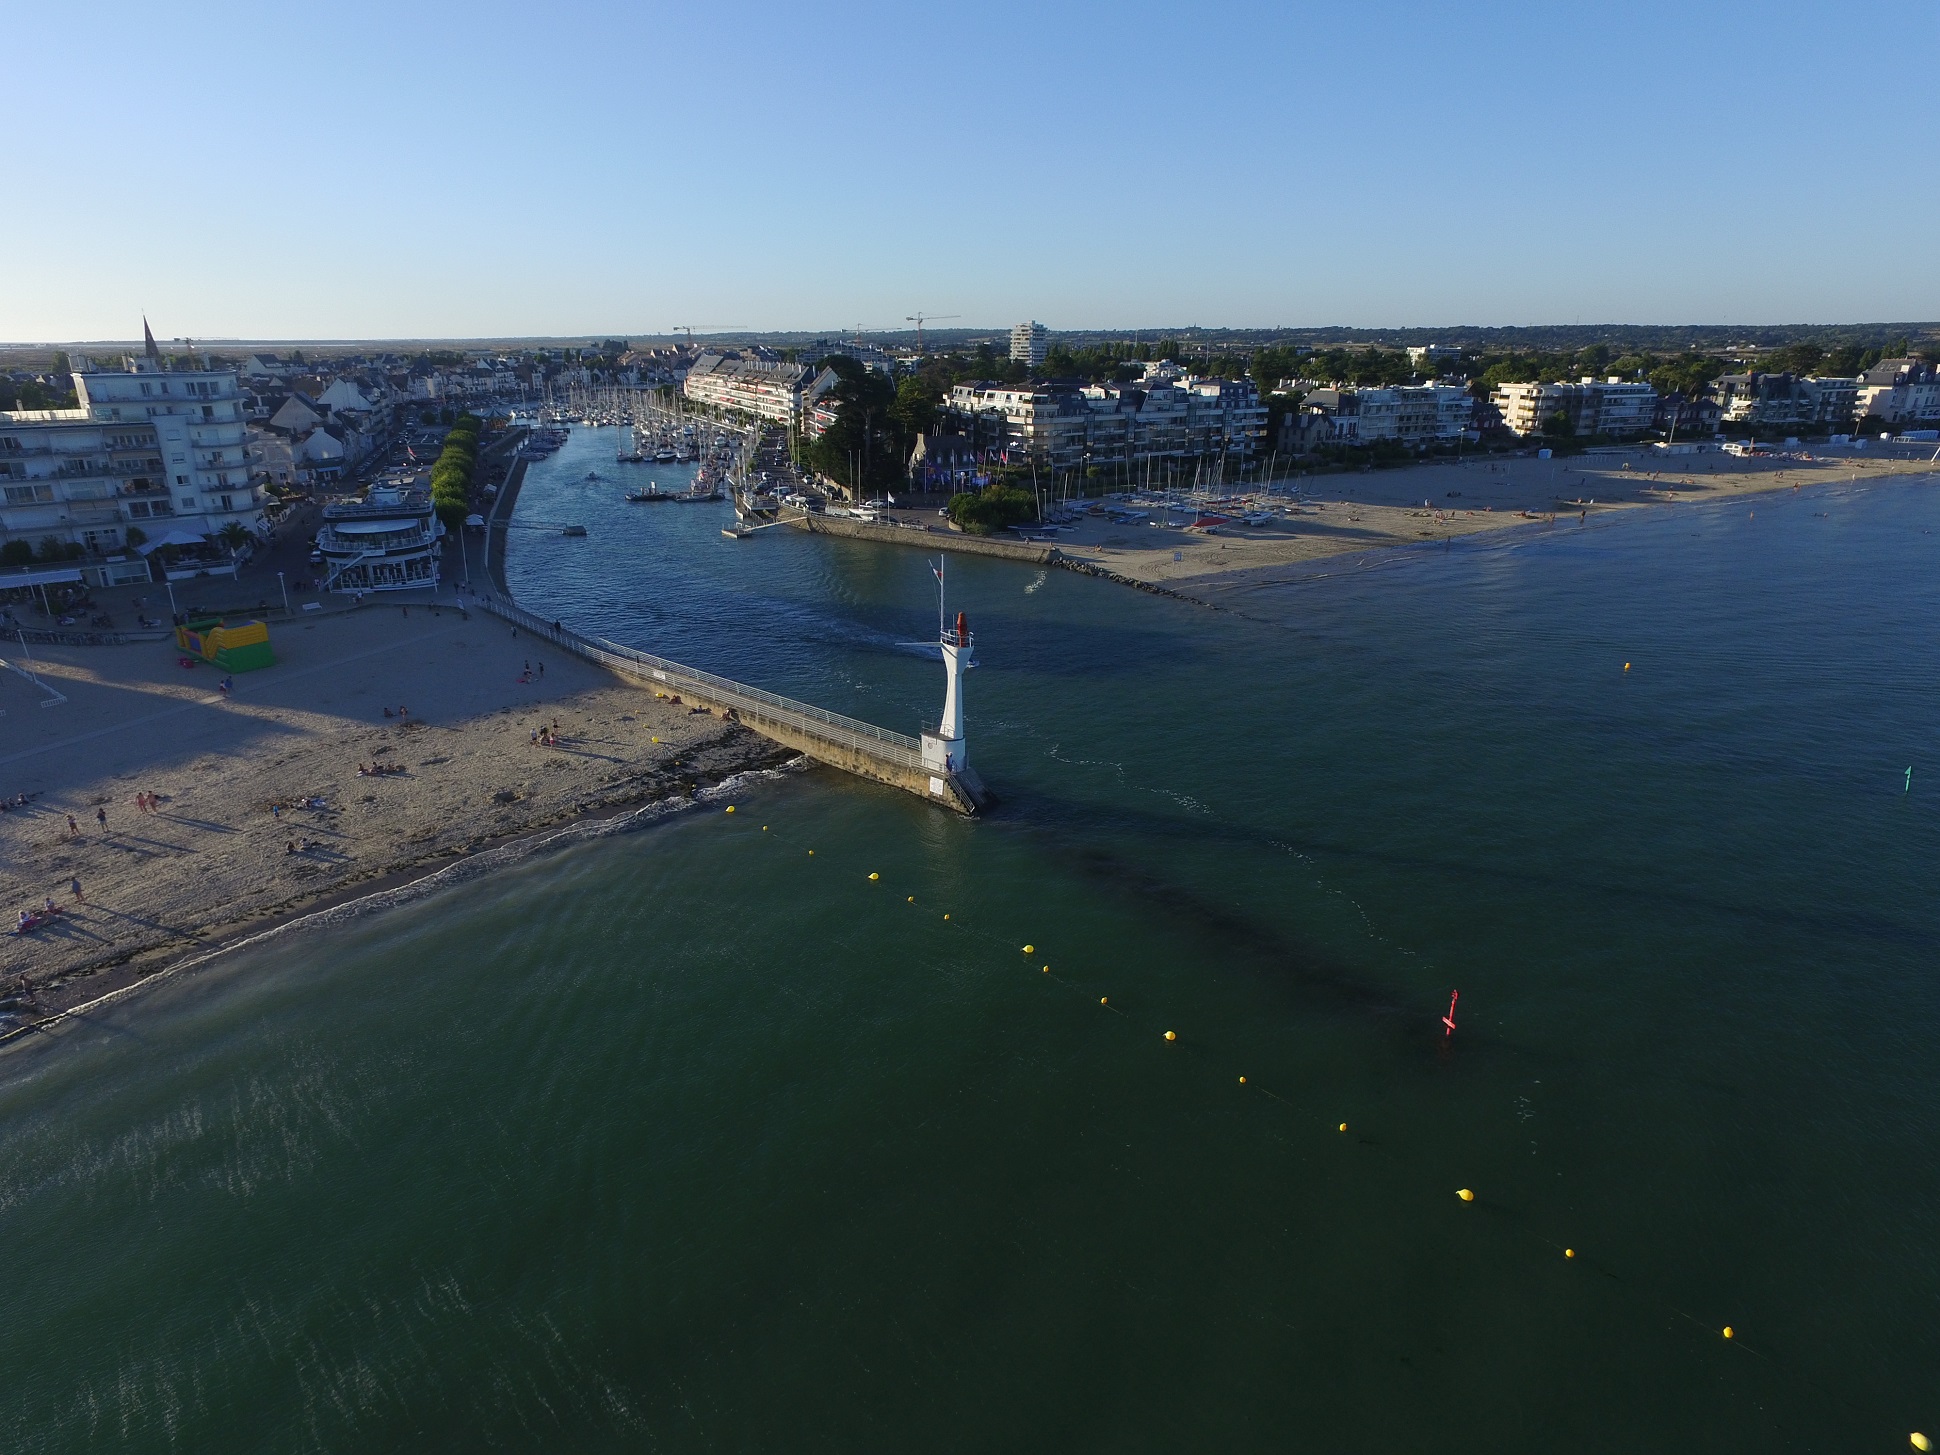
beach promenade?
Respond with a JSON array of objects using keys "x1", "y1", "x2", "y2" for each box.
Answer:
[{"x1": 0, "y1": 604, "x2": 788, "y2": 1023}]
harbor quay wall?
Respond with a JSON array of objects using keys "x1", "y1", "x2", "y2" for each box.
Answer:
[
  {"x1": 785, "y1": 509, "x2": 1215, "y2": 608},
  {"x1": 475, "y1": 594, "x2": 982, "y2": 816},
  {"x1": 785, "y1": 513, "x2": 1054, "y2": 565}
]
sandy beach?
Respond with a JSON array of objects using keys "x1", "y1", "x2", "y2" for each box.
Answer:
[
  {"x1": 1041, "y1": 446, "x2": 1940, "y2": 594},
  {"x1": 0, "y1": 604, "x2": 790, "y2": 1025}
]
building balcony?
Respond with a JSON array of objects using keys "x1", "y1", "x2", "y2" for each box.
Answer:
[{"x1": 317, "y1": 527, "x2": 437, "y2": 554}]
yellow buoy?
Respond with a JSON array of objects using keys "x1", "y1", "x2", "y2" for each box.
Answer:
[
  {"x1": 807, "y1": 850, "x2": 814, "y2": 856},
  {"x1": 1164, "y1": 1030, "x2": 1177, "y2": 1042},
  {"x1": 762, "y1": 826, "x2": 768, "y2": 831},
  {"x1": 1022, "y1": 944, "x2": 1034, "y2": 954},
  {"x1": 1910, "y1": 1434, "x2": 1930, "y2": 1452},
  {"x1": 1722, "y1": 1326, "x2": 1734, "y2": 1340},
  {"x1": 1457, "y1": 1188, "x2": 1475, "y2": 1202},
  {"x1": 1238, "y1": 1076, "x2": 1247, "y2": 1084},
  {"x1": 1099, "y1": 996, "x2": 1108, "y2": 1005},
  {"x1": 908, "y1": 896, "x2": 915, "y2": 903},
  {"x1": 1624, "y1": 662, "x2": 1630, "y2": 671},
  {"x1": 725, "y1": 806, "x2": 735, "y2": 814},
  {"x1": 1564, "y1": 1248, "x2": 1575, "y2": 1258},
  {"x1": 651, "y1": 736, "x2": 659, "y2": 743},
  {"x1": 1337, "y1": 1122, "x2": 1347, "y2": 1133},
  {"x1": 868, "y1": 872, "x2": 879, "y2": 880},
  {"x1": 943, "y1": 913, "x2": 950, "y2": 920},
  {"x1": 1041, "y1": 965, "x2": 1049, "y2": 973}
]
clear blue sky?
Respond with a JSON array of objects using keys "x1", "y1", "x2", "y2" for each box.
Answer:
[{"x1": 5, "y1": 0, "x2": 1933, "y2": 342}]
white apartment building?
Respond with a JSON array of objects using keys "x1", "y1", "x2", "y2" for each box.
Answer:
[
  {"x1": 946, "y1": 364, "x2": 1265, "y2": 471},
  {"x1": 1715, "y1": 373, "x2": 1858, "y2": 430},
  {"x1": 1010, "y1": 321, "x2": 1048, "y2": 369},
  {"x1": 1852, "y1": 359, "x2": 1940, "y2": 427},
  {"x1": 1317, "y1": 384, "x2": 1473, "y2": 445},
  {"x1": 1, "y1": 349, "x2": 266, "y2": 574},
  {"x1": 1492, "y1": 378, "x2": 1659, "y2": 438},
  {"x1": 682, "y1": 352, "x2": 833, "y2": 425}
]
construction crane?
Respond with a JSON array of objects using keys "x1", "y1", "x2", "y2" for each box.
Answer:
[
  {"x1": 905, "y1": 313, "x2": 960, "y2": 353},
  {"x1": 671, "y1": 325, "x2": 745, "y2": 344}
]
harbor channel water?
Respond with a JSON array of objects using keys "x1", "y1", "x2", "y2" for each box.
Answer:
[{"x1": 2, "y1": 426, "x2": 1936, "y2": 1451}]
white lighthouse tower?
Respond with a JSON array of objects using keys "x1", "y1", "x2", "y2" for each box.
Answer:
[{"x1": 920, "y1": 559, "x2": 978, "y2": 800}]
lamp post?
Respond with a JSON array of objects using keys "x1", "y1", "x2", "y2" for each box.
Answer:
[{"x1": 277, "y1": 570, "x2": 289, "y2": 615}]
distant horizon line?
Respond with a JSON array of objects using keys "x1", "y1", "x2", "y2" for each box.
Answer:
[{"x1": 4, "y1": 320, "x2": 1937, "y2": 352}]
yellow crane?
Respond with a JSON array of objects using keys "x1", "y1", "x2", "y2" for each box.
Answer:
[{"x1": 905, "y1": 313, "x2": 960, "y2": 354}]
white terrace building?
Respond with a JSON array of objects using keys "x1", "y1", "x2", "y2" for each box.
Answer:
[
  {"x1": 682, "y1": 352, "x2": 835, "y2": 425},
  {"x1": 1, "y1": 347, "x2": 266, "y2": 579},
  {"x1": 1492, "y1": 378, "x2": 1659, "y2": 439}
]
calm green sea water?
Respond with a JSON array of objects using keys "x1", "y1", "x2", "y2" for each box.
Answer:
[{"x1": 3, "y1": 437, "x2": 1937, "y2": 1451}]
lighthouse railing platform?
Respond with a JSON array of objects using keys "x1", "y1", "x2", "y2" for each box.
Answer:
[{"x1": 473, "y1": 596, "x2": 966, "y2": 802}]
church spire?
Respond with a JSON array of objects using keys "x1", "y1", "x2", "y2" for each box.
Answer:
[{"x1": 142, "y1": 315, "x2": 160, "y2": 365}]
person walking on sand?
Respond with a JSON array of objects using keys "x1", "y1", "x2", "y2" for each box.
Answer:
[
  {"x1": 95, "y1": 806, "x2": 107, "y2": 831},
  {"x1": 70, "y1": 877, "x2": 82, "y2": 903},
  {"x1": 67, "y1": 814, "x2": 79, "y2": 836}
]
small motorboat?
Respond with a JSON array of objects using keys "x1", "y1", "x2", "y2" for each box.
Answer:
[
  {"x1": 625, "y1": 487, "x2": 670, "y2": 503},
  {"x1": 561, "y1": 524, "x2": 588, "y2": 537},
  {"x1": 584, "y1": 470, "x2": 602, "y2": 482}
]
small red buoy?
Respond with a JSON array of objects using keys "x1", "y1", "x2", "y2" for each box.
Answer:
[{"x1": 1442, "y1": 989, "x2": 1459, "y2": 1038}]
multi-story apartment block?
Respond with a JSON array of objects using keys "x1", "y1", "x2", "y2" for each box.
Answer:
[
  {"x1": 1491, "y1": 379, "x2": 1659, "y2": 438},
  {"x1": 1715, "y1": 373, "x2": 1858, "y2": 431},
  {"x1": 1305, "y1": 384, "x2": 1473, "y2": 445},
  {"x1": 1, "y1": 341, "x2": 267, "y2": 576},
  {"x1": 682, "y1": 351, "x2": 834, "y2": 425},
  {"x1": 1010, "y1": 321, "x2": 1048, "y2": 369},
  {"x1": 1852, "y1": 358, "x2": 1940, "y2": 427},
  {"x1": 1491, "y1": 381, "x2": 1566, "y2": 437},
  {"x1": 945, "y1": 364, "x2": 1265, "y2": 471}
]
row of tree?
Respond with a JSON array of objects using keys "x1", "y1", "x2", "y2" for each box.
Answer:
[{"x1": 430, "y1": 414, "x2": 483, "y2": 528}]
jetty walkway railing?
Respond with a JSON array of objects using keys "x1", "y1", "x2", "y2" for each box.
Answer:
[{"x1": 475, "y1": 594, "x2": 924, "y2": 770}]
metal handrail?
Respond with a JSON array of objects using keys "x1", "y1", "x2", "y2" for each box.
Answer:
[{"x1": 475, "y1": 594, "x2": 922, "y2": 768}]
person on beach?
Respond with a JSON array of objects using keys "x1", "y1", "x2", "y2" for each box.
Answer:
[
  {"x1": 70, "y1": 877, "x2": 82, "y2": 903},
  {"x1": 67, "y1": 814, "x2": 79, "y2": 836},
  {"x1": 95, "y1": 806, "x2": 107, "y2": 830}
]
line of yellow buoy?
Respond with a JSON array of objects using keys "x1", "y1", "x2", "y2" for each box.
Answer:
[{"x1": 718, "y1": 803, "x2": 1924, "y2": 1446}]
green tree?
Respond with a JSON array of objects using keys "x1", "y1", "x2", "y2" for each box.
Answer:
[
  {"x1": 806, "y1": 356, "x2": 900, "y2": 493},
  {"x1": 124, "y1": 525, "x2": 148, "y2": 549},
  {"x1": 889, "y1": 376, "x2": 938, "y2": 439},
  {"x1": 217, "y1": 522, "x2": 252, "y2": 553},
  {"x1": 0, "y1": 540, "x2": 33, "y2": 566},
  {"x1": 947, "y1": 484, "x2": 1037, "y2": 534}
]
